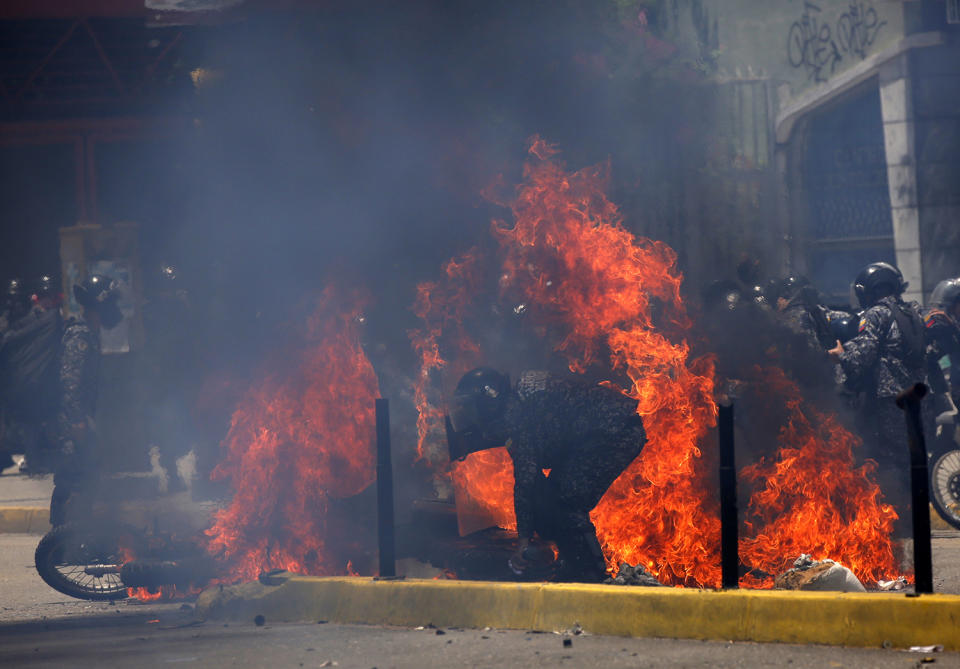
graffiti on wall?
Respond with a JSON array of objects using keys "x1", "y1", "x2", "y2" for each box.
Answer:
[
  {"x1": 787, "y1": 2, "x2": 840, "y2": 83},
  {"x1": 836, "y1": 2, "x2": 886, "y2": 59},
  {"x1": 787, "y1": 2, "x2": 886, "y2": 83}
]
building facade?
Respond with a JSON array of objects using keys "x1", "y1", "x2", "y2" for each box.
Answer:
[{"x1": 668, "y1": 0, "x2": 960, "y2": 304}]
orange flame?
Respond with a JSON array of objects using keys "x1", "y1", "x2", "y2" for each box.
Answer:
[
  {"x1": 205, "y1": 286, "x2": 380, "y2": 582},
  {"x1": 126, "y1": 585, "x2": 190, "y2": 601},
  {"x1": 738, "y1": 366, "x2": 899, "y2": 587},
  {"x1": 491, "y1": 136, "x2": 718, "y2": 586},
  {"x1": 409, "y1": 252, "x2": 484, "y2": 463},
  {"x1": 416, "y1": 137, "x2": 901, "y2": 588}
]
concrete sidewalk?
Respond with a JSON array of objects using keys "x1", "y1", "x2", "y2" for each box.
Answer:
[{"x1": 0, "y1": 462, "x2": 51, "y2": 534}]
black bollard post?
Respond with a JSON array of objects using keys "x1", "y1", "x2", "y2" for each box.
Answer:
[
  {"x1": 376, "y1": 398, "x2": 396, "y2": 578},
  {"x1": 718, "y1": 403, "x2": 738, "y2": 589},
  {"x1": 895, "y1": 383, "x2": 933, "y2": 594}
]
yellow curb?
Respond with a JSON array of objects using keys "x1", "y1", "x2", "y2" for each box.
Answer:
[
  {"x1": 0, "y1": 507, "x2": 50, "y2": 534},
  {"x1": 196, "y1": 577, "x2": 960, "y2": 650}
]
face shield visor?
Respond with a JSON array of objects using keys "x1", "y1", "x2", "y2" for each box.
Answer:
[
  {"x1": 446, "y1": 391, "x2": 505, "y2": 462},
  {"x1": 448, "y1": 391, "x2": 481, "y2": 435}
]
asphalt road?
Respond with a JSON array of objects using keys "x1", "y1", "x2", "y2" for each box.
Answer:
[
  {"x1": 1, "y1": 611, "x2": 959, "y2": 669},
  {"x1": 0, "y1": 533, "x2": 183, "y2": 623},
  {"x1": 2, "y1": 532, "x2": 960, "y2": 668}
]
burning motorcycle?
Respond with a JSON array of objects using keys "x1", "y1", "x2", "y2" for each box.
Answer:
[{"x1": 34, "y1": 469, "x2": 217, "y2": 601}]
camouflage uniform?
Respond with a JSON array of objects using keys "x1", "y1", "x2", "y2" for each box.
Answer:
[
  {"x1": 779, "y1": 297, "x2": 852, "y2": 351},
  {"x1": 837, "y1": 296, "x2": 926, "y2": 530},
  {"x1": 779, "y1": 301, "x2": 821, "y2": 347},
  {"x1": 495, "y1": 371, "x2": 646, "y2": 581},
  {"x1": 49, "y1": 317, "x2": 100, "y2": 526}
]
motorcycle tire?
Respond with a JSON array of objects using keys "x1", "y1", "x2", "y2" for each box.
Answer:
[
  {"x1": 34, "y1": 524, "x2": 129, "y2": 601},
  {"x1": 930, "y1": 448, "x2": 960, "y2": 531}
]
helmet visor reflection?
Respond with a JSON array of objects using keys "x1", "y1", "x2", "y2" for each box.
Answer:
[{"x1": 449, "y1": 394, "x2": 481, "y2": 435}]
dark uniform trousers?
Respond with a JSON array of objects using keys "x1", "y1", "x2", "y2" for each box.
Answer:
[{"x1": 528, "y1": 431, "x2": 643, "y2": 581}]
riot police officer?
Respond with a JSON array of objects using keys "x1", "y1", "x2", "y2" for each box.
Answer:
[
  {"x1": 446, "y1": 367, "x2": 646, "y2": 582},
  {"x1": 772, "y1": 275, "x2": 855, "y2": 351},
  {"x1": 0, "y1": 279, "x2": 29, "y2": 471},
  {"x1": 924, "y1": 277, "x2": 960, "y2": 425},
  {"x1": 828, "y1": 262, "x2": 926, "y2": 534},
  {"x1": 0, "y1": 278, "x2": 29, "y2": 333},
  {"x1": 49, "y1": 275, "x2": 124, "y2": 526}
]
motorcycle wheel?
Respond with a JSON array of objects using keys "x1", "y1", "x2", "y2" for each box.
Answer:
[
  {"x1": 34, "y1": 524, "x2": 128, "y2": 601},
  {"x1": 930, "y1": 448, "x2": 960, "y2": 531}
]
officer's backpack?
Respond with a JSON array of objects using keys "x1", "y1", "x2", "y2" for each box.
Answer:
[
  {"x1": 888, "y1": 301, "x2": 926, "y2": 370},
  {"x1": 0, "y1": 308, "x2": 61, "y2": 422}
]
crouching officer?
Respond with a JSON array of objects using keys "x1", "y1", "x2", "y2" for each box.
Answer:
[
  {"x1": 828, "y1": 262, "x2": 925, "y2": 534},
  {"x1": 49, "y1": 276, "x2": 123, "y2": 527},
  {"x1": 446, "y1": 368, "x2": 646, "y2": 582}
]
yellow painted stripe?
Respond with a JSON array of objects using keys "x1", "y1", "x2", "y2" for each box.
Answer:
[
  {"x1": 0, "y1": 507, "x2": 50, "y2": 534},
  {"x1": 197, "y1": 577, "x2": 960, "y2": 650}
]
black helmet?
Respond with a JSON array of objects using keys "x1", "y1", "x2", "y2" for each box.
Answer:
[
  {"x1": 747, "y1": 284, "x2": 768, "y2": 308},
  {"x1": 73, "y1": 275, "x2": 123, "y2": 328},
  {"x1": 930, "y1": 278, "x2": 960, "y2": 311},
  {"x1": 702, "y1": 279, "x2": 743, "y2": 312},
  {"x1": 828, "y1": 311, "x2": 859, "y2": 344},
  {"x1": 853, "y1": 262, "x2": 907, "y2": 309},
  {"x1": 5, "y1": 277, "x2": 23, "y2": 298},
  {"x1": 36, "y1": 275, "x2": 55, "y2": 297},
  {"x1": 776, "y1": 275, "x2": 810, "y2": 302},
  {"x1": 446, "y1": 367, "x2": 511, "y2": 461},
  {"x1": 4, "y1": 278, "x2": 29, "y2": 318}
]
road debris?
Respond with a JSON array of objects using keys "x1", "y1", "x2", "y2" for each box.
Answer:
[
  {"x1": 605, "y1": 563, "x2": 664, "y2": 586},
  {"x1": 878, "y1": 577, "x2": 909, "y2": 591},
  {"x1": 774, "y1": 554, "x2": 865, "y2": 592}
]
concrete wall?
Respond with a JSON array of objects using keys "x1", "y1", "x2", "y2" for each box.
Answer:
[
  {"x1": 712, "y1": 0, "x2": 905, "y2": 103},
  {"x1": 653, "y1": 0, "x2": 910, "y2": 289},
  {"x1": 911, "y1": 40, "x2": 960, "y2": 293},
  {"x1": 668, "y1": 0, "x2": 960, "y2": 301}
]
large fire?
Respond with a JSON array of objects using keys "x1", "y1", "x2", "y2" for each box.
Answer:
[
  {"x1": 409, "y1": 251, "x2": 484, "y2": 463},
  {"x1": 738, "y1": 365, "x2": 898, "y2": 586},
  {"x1": 413, "y1": 137, "x2": 901, "y2": 588},
  {"x1": 204, "y1": 286, "x2": 379, "y2": 582},
  {"x1": 187, "y1": 137, "x2": 898, "y2": 593}
]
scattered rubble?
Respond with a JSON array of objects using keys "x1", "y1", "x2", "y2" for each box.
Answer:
[
  {"x1": 909, "y1": 645, "x2": 944, "y2": 653},
  {"x1": 605, "y1": 563, "x2": 665, "y2": 587},
  {"x1": 774, "y1": 554, "x2": 865, "y2": 592},
  {"x1": 877, "y1": 577, "x2": 909, "y2": 591}
]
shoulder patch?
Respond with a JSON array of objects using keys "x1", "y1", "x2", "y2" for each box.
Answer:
[
  {"x1": 516, "y1": 370, "x2": 549, "y2": 400},
  {"x1": 925, "y1": 310, "x2": 945, "y2": 327},
  {"x1": 858, "y1": 317, "x2": 867, "y2": 333}
]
